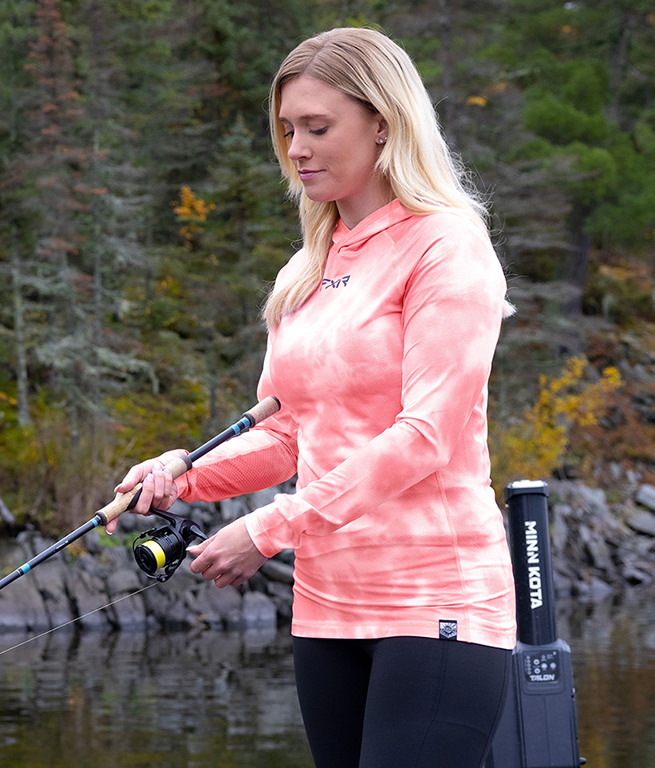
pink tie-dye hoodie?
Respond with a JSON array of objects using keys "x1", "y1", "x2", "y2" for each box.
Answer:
[{"x1": 175, "y1": 199, "x2": 517, "y2": 649}]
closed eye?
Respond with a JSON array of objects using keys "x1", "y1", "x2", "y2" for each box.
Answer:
[{"x1": 282, "y1": 126, "x2": 328, "y2": 139}]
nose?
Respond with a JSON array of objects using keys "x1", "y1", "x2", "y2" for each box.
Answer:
[{"x1": 287, "y1": 132, "x2": 310, "y2": 163}]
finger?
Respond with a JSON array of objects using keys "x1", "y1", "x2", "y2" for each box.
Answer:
[
  {"x1": 187, "y1": 538, "x2": 209, "y2": 557},
  {"x1": 213, "y1": 568, "x2": 241, "y2": 588},
  {"x1": 134, "y1": 473, "x2": 155, "y2": 514},
  {"x1": 114, "y1": 464, "x2": 150, "y2": 494},
  {"x1": 150, "y1": 468, "x2": 168, "y2": 506},
  {"x1": 163, "y1": 467, "x2": 175, "y2": 499},
  {"x1": 161, "y1": 468, "x2": 178, "y2": 509},
  {"x1": 196, "y1": 560, "x2": 225, "y2": 581},
  {"x1": 188, "y1": 543, "x2": 215, "y2": 574}
]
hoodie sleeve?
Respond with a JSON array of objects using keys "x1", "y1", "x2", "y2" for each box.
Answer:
[
  {"x1": 244, "y1": 223, "x2": 507, "y2": 557},
  {"x1": 174, "y1": 343, "x2": 300, "y2": 503}
]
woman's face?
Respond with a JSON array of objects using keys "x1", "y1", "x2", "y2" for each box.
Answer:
[{"x1": 278, "y1": 75, "x2": 391, "y2": 228}]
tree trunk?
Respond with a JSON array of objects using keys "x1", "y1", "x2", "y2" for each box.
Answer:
[
  {"x1": 10, "y1": 226, "x2": 30, "y2": 428},
  {"x1": 607, "y1": 10, "x2": 633, "y2": 125},
  {"x1": 561, "y1": 205, "x2": 591, "y2": 334}
]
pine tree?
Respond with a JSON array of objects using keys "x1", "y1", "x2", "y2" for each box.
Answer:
[{"x1": 485, "y1": 0, "x2": 655, "y2": 321}]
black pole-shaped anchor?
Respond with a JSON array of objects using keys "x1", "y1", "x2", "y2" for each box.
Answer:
[{"x1": 486, "y1": 480, "x2": 585, "y2": 768}]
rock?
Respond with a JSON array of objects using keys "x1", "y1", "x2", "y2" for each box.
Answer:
[
  {"x1": 626, "y1": 510, "x2": 655, "y2": 536},
  {"x1": 242, "y1": 591, "x2": 277, "y2": 629},
  {"x1": 67, "y1": 568, "x2": 115, "y2": 631},
  {"x1": 260, "y1": 559, "x2": 294, "y2": 585},
  {"x1": 190, "y1": 584, "x2": 244, "y2": 629},
  {"x1": 622, "y1": 566, "x2": 653, "y2": 585},
  {"x1": 0, "y1": 571, "x2": 51, "y2": 632},
  {"x1": 588, "y1": 577, "x2": 614, "y2": 600},
  {"x1": 220, "y1": 496, "x2": 250, "y2": 522},
  {"x1": 552, "y1": 569, "x2": 574, "y2": 597},
  {"x1": 626, "y1": 469, "x2": 641, "y2": 485},
  {"x1": 576, "y1": 484, "x2": 610, "y2": 521},
  {"x1": 32, "y1": 559, "x2": 73, "y2": 627},
  {"x1": 636, "y1": 484, "x2": 655, "y2": 512},
  {"x1": 609, "y1": 462, "x2": 623, "y2": 481},
  {"x1": 585, "y1": 531, "x2": 613, "y2": 572},
  {"x1": 551, "y1": 504, "x2": 571, "y2": 553},
  {"x1": 266, "y1": 581, "x2": 294, "y2": 622}
]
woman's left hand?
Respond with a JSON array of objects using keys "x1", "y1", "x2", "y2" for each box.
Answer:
[{"x1": 188, "y1": 517, "x2": 268, "y2": 588}]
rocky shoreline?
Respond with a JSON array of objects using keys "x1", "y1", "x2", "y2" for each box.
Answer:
[{"x1": 1, "y1": 479, "x2": 655, "y2": 636}]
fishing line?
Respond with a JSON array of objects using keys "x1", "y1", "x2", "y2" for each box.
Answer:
[{"x1": 0, "y1": 581, "x2": 159, "y2": 657}]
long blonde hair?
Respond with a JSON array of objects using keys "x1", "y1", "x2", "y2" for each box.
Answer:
[{"x1": 263, "y1": 27, "x2": 488, "y2": 329}]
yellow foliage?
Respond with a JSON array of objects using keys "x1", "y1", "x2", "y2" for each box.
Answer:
[
  {"x1": 172, "y1": 186, "x2": 216, "y2": 249},
  {"x1": 466, "y1": 95, "x2": 488, "y2": 107},
  {"x1": 490, "y1": 357, "x2": 622, "y2": 497},
  {"x1": 0, "y1": 390, "x2": 18, "y2": 405}
]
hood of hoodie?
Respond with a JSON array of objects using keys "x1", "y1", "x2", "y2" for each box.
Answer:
[{"x1": 330, "y1": 198, "x2": 413, "y2": 256}]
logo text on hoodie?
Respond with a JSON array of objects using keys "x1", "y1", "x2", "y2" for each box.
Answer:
[{"x1": 321, "y1": 275, "x2": 351, "y2": 290}]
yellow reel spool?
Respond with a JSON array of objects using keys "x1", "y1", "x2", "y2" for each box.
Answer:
[{"x1": 141, "y1": 540, "x2": 166, "y2": 571}]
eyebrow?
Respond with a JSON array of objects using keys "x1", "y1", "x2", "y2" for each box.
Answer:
[{"x1": 278, "y1": 113, "x2": 331, "y2": 124}]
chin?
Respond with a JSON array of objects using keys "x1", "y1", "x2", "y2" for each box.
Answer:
[{"x1": 304, "y1": 191, "x2": 337, "y2": 204}]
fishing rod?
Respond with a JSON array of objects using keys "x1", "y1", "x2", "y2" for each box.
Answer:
[{"x1": 0, "y1": 396, "x2": 281, "y2": 591}]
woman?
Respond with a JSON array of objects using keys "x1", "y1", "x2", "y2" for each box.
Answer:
[{"x1": 112, "y1": 27, "x2": 516, "y2": 768}]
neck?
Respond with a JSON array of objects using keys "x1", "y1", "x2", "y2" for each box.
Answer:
[{"x1": 337, "y1": 179, "x2": 394, "y2": 230}]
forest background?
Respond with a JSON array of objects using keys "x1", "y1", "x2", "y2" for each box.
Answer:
[{"x1": 0, "y1": 0, "x2": 654, "y2": 536}]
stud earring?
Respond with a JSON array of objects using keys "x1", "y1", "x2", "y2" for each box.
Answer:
[{"x1": 378, "y1": 136, "x2": 388, "y2": 144}]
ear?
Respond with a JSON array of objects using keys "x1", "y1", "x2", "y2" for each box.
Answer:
[{"x1": 374, "y1": 116, "x2": 388, "y2": 144}]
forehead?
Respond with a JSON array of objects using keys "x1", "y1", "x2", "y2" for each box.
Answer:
[{"x1": 278, "y1": 75, "x2": 365, "y2": 123}]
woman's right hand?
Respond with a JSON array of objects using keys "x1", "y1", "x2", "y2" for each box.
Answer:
[{"x1": 106, "y1": 450, "x2": 186, "y2": 534}]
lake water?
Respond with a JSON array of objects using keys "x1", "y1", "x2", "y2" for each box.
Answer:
[{"x1": 0, "y1": 589, "x2": 654, "y2": 767}]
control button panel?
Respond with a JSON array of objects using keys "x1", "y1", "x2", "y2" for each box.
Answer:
[{"x1": 522, "y1": 649, "x2": 561, "y2": 685}]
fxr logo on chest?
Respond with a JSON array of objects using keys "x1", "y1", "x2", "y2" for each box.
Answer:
[{"x1": 321, "y1": 275, "x2": 351, "y2": 290}]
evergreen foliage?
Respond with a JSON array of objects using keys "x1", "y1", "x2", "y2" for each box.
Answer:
[{"x1": 0, "y1": 0, "x2": 653, "y2": 532}]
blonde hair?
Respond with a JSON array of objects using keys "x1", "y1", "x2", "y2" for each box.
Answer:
[{"x1": 263, "y1": 27, "x2": 488, "y2": 328}]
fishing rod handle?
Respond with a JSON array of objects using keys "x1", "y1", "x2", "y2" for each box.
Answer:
[
  {"x1": 244, "y1": 396, "x2": 281, "y2": 427},
  {"x1": 96, "y1": 453, "x2": 193, "y2": 526}
]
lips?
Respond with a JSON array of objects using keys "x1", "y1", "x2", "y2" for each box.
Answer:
[{"x1": 298, "y1": 169, "x2": 323, "y2": 181}]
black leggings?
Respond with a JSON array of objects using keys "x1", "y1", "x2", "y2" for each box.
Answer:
[{"x1": 293, "y1": 636, "x2": 510, "y2": 768}]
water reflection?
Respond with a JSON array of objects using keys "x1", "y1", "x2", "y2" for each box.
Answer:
[
  {"x1": 559, "y1": 588, "x2": 655, "y2": 768},
  {"x1": 1, "y1": 591, "x2": 654, "y2": 767},
  {"x1": 0, "y1": 626, "x2": 313, "y2": 767}
]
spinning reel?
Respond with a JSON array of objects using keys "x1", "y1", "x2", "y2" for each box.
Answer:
[{"x1": 133, "y1": 509, "x2": 207, "y2": 582}]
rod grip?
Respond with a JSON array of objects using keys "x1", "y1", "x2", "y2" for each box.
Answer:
[
  {"x1": 97, "y1": 454, "x2": 193, "y2": 525},
  {"x1": 244, "y1": 395, "x2": 281, "y2": 427}
]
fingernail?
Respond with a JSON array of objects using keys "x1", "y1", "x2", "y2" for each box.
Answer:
[
  {"x1": 113, "y1": 485, "x2": 120, "y2": 493},
  {"x1": 145, "y1": 474, "x2": 154, "y2": 483}
]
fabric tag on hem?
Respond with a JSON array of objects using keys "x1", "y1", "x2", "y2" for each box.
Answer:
[{"x1": 439, "y1": 620, "x2": 458, "y2": 640}]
